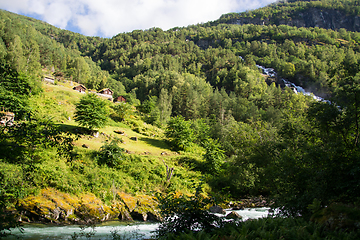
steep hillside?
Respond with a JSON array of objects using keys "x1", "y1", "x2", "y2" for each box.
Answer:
[
  {"x1": 217, "y1": 0, "x2": 360, "y2": 32},
  {"x1": 2, "y1": 0, "x2": 360, "y2": 230},
  {"x1": 1, "y1": 79, "x2": 206, "y2": 224}
]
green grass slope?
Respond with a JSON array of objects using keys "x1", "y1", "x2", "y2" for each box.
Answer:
[{"x1": 1, "y1": 80, "x2": 205, "y2": 219}]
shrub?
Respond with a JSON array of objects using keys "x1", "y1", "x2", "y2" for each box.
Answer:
[
  {"x1": 165, "y1": 116, "x2": 195, "y2": 151},
  {"x1": 155, "y1": 182, "x2": 224, "y2": 239},
  {"x1": 97, "y1": 139, "x2": 126, "y2": 168}
]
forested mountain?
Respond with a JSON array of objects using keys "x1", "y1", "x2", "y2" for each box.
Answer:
[
  {"x1": 1, "y1": 0, "x2": 360, "y2": 236},
  {"x1": 218, "y1": 0, "x2": 360, "y2": 32}
]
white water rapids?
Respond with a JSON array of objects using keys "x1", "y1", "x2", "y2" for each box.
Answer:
[
  {"x1": 255, "y1": 64, "x2": 323, "y2": 101},
  {"x1": 238, "y1": 56, "x2": 322, "y2": 101},
  {"x1": 8, "y1": 208, "x2": 270, "y2": 240}
]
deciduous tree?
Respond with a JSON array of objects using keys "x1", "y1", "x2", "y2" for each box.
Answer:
[{"x1": 74, "y1": 93, "x2": 109, "y2": 130}]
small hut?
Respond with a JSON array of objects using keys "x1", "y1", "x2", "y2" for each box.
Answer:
[
  {"x1": 98, "y1": 88, "x2": 113, "y2": 97},
  {"x1": 73, "y1": 84, "x2": 87, "y2": 93},
  {"x1": 113, "y1": 96, "x2": 126, "y2": 103}
]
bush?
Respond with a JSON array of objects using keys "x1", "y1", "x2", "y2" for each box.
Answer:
[
  {"x1": 160, "y1": 217, "x2": 360, "y2": 240},
  {"x1": 110, "y1": 102, "x2": 132, "y2": 122},
  {"x1": 155, "y1": 182, "x2": 224, "y2": 239},
  {"x1": 97, "y1": 139, "x2": 126, "y2": 168},
  {"x1": 165, "y1": 116, "x2": 195, "y2": 151}
]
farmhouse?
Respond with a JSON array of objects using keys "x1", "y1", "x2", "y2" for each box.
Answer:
[
  {"x1": 73, "y1": 84, "x2": 87, "y2": 93},
  {"x1": 98, "y1": 88, "x2": 113, "y2": 96},
  {"x1": 113, "y1": 96, "x2": 126, "y2": 103}
]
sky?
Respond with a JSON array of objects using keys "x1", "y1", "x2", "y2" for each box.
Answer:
[{"x1": 0, "y1": 0, "x2": 276, "y2": 38}]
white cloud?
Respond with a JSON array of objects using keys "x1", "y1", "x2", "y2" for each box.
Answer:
[{"x1": 0, "y1": 0, "x2": 276, "y2": 37}]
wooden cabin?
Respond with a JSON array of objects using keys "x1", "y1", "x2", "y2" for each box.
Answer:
[
  {"x1": 73, "y1": 84, "x2": 87, "y2": 93},
  {"x1": 98, "y1": 88, "x2": 113, "y2": 97},
  {"x1": 113, "y1": 96, "x2": 126, "y2": 103}
]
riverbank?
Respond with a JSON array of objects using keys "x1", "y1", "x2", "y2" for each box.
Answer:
[
  {"x1": 8, "y1": 208, "x2": 272, "y2": 240},
  {"x1": 15, "y1": 188, "x2": 273, "y2": 225},
  {"x1": 16, "y1": 188, "x2": 161, "y2": 225}
]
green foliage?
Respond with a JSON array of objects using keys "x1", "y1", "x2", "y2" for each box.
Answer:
[
  {"x1": 219, "y1": 0, "x2": 360, "y2": 27},
  {"x1": 0, "y1": 119, "x2": 75, "y2": 164},
  {"x1": 265, "y1": 74, "x2": 360, "y2": 218},
  {"x1": 97, "y1": 139, "x2": 126, "y2": 168},
  {"x1": 165, "y1": 116, "x2": 195, "y2": 151},
  {"x1": 139, "y1": 96, "x2": 158, "y2": 114},
  {"x1": 0, "y1": 162, "x2": 24, "y2": 237},
  {"x1": 157, "y1": 88, "x2": 172, "y2": 125},
  {"x1": 155, "y1": 182, "x2": 224, "y2": 239},
  {"x1": 0, "y1": 61, "x2": 41, "y2": 119},
  {"x1": 0, "y1": 118, "x2": 75, "y2": 236},
  {"x1": 4, "y1": 4, "x2": 360, "y2": 235},
  {"x1": 74, "y1": 93, "x2": 109, "y2": 130},
  {"x1": 202, "y1": 138, "x2": 225, "y2": 175},
  {"x1": 165, "y1": 216, "x2": 360, "y2": 240},
  {"x1": 0, "y1": 10, "x2": 111, "y2": 91},
  {"x1": 110, "y1": 102, "x2": 132, "y2": 122}
]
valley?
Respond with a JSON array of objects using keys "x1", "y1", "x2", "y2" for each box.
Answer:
[{"x1": 1, "y1": 0, "x2": 360, "y2": 239}]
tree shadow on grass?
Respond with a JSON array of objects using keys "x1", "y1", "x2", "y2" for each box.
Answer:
[
  {"x1": 55, "y1": 123, "x2": 93, "y2": 135},
  {"x1": 138, "y1": 137, "x2": 172, "y2": 151}
]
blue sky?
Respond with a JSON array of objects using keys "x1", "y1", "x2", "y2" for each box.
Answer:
[{"x1": 0, "y1": 0, "x2": 276, "y2": 38}]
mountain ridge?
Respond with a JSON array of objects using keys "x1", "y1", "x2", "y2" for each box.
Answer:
[{"x1": 216, "y1": 0, "x2": 360, "y2": 32}]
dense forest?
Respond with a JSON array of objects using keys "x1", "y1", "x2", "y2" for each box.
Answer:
[{"x1": 1, "y1": 0, "x2": 360, "y2": 238}]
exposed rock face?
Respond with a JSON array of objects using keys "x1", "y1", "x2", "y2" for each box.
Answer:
[
  {"x1": 18, "y1": 188, "x2": 161, "y2": 224},
  {"x1": 227, "y1": 8, "x2": 360, "y2": 32}
]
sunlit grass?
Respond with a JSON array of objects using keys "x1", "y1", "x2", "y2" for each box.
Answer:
[{"x1": 36, "y1": 82, "x2": 175, "y2": 157}]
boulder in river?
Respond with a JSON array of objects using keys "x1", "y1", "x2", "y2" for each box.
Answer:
[
  {"x1": 209, "y1": 205, "x2": 226, "y2": 215},
  {"x1": 226, "y1": 211, "x2": 242, "y2": 220}
]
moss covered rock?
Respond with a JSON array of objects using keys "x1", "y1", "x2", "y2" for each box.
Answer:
[
  {"x1": 118, "y1": 192, "x2": 137, "y2": 212},
  {"x1": 17, "y1": 188, "x2": 160, "y2": 224},
  {"x1": 133, "y1": 195, "x2": 161, "y2": 221},
  {"x1": 19, "y1": 188, "x2": 78, "y2": 223},
  {"x1": 111, "y1": 201, "x2": 133, "y2": 221},
  {"x1": 76, "y1": 194, "x2": 116, "y2": 223}
]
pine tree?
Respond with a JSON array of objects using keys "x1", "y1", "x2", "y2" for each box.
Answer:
[{"x1": 158, "y1": 88, "x2": 172, "y2": 124}]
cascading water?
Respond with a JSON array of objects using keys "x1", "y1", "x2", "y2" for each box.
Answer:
[
  {"x1": 8, "y1": 208, "x2": 271, "y2": 239},
  {"x1": 255, "y1": 64, "x2": 324, "y2": 101},
  {"x1": 238, "y1": 56, "x2": 322, "y2": 101}
]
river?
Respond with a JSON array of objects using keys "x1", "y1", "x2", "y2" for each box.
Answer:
[{"x1": 7, "y1": 208, "x2": 271, "y2": 240}]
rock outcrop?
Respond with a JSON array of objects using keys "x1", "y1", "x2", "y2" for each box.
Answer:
[
  {"x1": 226, "y1": 8, "x2": 360, "y2": 33},
  {"x1": 18, "y1": 188, "x2": 161, "y2": 224}
]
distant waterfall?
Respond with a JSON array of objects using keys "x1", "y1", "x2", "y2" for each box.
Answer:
[{"x1": 255, "y1": 64, "x2": 324, "y2": 101}]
